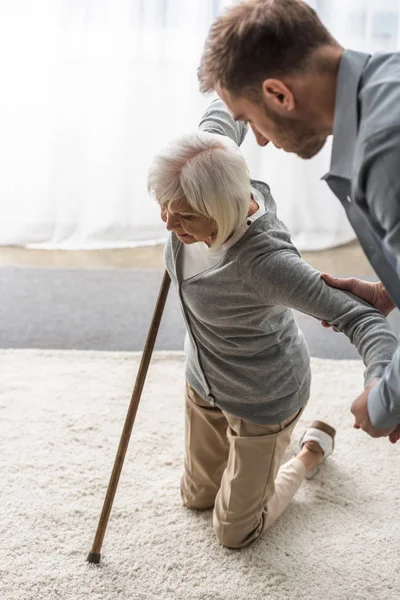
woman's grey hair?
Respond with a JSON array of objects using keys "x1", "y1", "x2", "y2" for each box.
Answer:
[{"x1": 147, "y1": 131, "x2": 251, "y2": 249}]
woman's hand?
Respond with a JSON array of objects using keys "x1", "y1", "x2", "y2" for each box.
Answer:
[{"x1": 320, "y1": 275, "x2": 396, "y2": 330}]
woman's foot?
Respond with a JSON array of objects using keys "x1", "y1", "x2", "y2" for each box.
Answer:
[{"x1": 297, "y1": 420, "x2": 336, "y2": 474}]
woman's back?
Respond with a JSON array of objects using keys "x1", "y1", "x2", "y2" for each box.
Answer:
[{"x1": 165, "y1": 180, "x2": 311, "y2": 424}]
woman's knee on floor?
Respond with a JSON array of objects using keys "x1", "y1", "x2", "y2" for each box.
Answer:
[
  {"x1": 182, "y1": 495, "x2": 215, "y2": 510},
  {"x1": 180, "y1": 478, "x2": 216, "y2": 510},
  {"x1": 212, "y1": 512, "x2": 263, "y2": 549}
]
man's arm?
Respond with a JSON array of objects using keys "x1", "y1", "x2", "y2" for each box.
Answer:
[
  {"x1": 361, "y1": 128, "x2": 400, "y2": 274},
  {"x1": 198, "y1": 97, "x2": 248, "y2": 146},
  {"x1": 367, "y1": 347, "x2": 400, "y2": 429},
  {"x1": 351, "y1": 128, "x2": 400, "y2": 430},
  {"x1": 350, "y1": 379, "x2": 396, "y2": 438}
]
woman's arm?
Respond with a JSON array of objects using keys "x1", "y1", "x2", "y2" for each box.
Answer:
[
  {"x1": 240, "y1": 246, "x2": 398, "y2": 386},
  {"x1": 198, "y1": 97, "x2": 248, "y2": 146},
  {"x1": 320, "y1": 275, "x2": 395, "y2": 318}
]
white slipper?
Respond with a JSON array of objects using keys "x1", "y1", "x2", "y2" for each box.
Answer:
[{"x1": 299, "y1": 420, "x2": 336, "y2": 458}]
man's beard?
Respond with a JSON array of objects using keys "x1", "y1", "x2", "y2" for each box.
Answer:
[
  {"x1": 263, "y1": 101, "x2": 327, "y2": 159},
  {"x1": 295, "y1": 135, "x2": 327, "y2": 159}
]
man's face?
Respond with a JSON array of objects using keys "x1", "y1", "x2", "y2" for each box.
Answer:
[
  {"x1": 217, "y1": 85, "x2": 328, "y2": 160},
  {"x1": 160, "y1": 196, "x2": 217, "y2": 245}
]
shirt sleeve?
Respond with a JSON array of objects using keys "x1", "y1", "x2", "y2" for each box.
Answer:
[
  {"x1": 361, "y1": 127, "x2": 400, "y2": 274},
  {"x1": 239, "y1": 245, "x2": 398, "y2": 387},
  {"x1": 198, "y1": 97, "x2": 248, "y2": 147},
  {"x1": 368, "y1": 346, "x2": 400, "y2": 428},
  {"x1": 355, "y1": 128, "x2": 400, "y2": 427}
]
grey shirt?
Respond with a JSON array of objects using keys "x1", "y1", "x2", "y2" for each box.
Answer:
[
  {"x1": 324, "y1": 49, "x2": 400, "y2": 428},
  {"x1": 164, "y1": 99, "x2": 398, "y2": 424}
]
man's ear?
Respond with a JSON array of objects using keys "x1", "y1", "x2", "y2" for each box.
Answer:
[{"x1": 261, "y1": 78, "x2": 295, "y2": 112}]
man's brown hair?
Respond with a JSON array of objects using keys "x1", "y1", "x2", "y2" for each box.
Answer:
[{"x1": 198, "y1": 0, "x2": 337, "y2": 97}]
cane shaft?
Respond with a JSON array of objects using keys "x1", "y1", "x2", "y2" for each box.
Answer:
[{"x1": 87, "y1": 270, "x2": 171, "y2": 562}]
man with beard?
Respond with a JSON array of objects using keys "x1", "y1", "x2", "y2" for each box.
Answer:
[{"x1": 198, "y1": 0, "x2": 400, "y2": 440}]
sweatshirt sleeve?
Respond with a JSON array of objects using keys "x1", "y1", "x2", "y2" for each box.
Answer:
[
  {"x1": 198, "y1": 97, "x2": 248, "y2": 147},
  {"x1": 240, "y1": 244, "x2": 398, "y2": 387}
]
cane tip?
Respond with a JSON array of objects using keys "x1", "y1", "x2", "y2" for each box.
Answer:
[{"x1": 87, "y1": 551, "x2": 101, "y2": 564}]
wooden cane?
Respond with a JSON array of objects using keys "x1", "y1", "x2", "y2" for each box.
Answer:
[{"x1": 87, "y1": 270, "x2": 171, "y2": 564}]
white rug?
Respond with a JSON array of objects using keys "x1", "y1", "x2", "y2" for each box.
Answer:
[{"x1": 1, "y1": 350, "x2": 399, "y2": 600}]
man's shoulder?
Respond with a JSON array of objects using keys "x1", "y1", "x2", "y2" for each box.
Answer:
[{"x1": 359, "y1": 52, "x2": 400, "y2": 140}]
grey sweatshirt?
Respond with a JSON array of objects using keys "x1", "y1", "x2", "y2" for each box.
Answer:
[{"x1": 164, "y1": 99, "x2": 398, "y2": 424}]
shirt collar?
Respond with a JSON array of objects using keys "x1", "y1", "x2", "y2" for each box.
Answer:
[{"x1": 324, "y1": 49, "x2": 371, "y2": 182}]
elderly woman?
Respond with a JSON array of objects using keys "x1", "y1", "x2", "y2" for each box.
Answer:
[{"x1": 147, "y1": 99, "x2": 397, "y2": 549}]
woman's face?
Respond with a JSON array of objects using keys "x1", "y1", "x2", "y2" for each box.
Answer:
[{"x1": 161, "y1": 196, "x2": 217, "y2": 245}]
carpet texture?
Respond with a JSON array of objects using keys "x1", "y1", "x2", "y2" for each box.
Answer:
[
  {"x1": 1, "y1": 350, "x2": 399, "y2": 600},
  {"x1": 2, "y1": 266, "x2": 400, "y2": 357}
]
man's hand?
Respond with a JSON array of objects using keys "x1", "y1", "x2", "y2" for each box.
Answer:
[
  {"x1": 351, "y1": 378, "x2": 398, "y2": 439},
  {"x1": 321, "y1": 275, "x2": 396, "y2": 330},
  {"x1": 389, "y1": 425, "x2": 400, "y2": 444}
]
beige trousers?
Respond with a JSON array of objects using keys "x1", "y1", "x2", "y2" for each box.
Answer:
[{"x1": 180, "y1": 382, "x2": 307, "y2": 548}]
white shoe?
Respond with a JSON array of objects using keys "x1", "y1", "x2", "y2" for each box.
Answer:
[
  {"x1": 299, "y1": 420, "x2": 336, "y2": 479},
  {"x1": 299, "y1": 420, "x2": 336, "y2": 458}
]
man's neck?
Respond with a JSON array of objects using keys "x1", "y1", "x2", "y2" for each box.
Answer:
[{"x1": 294, "y1": 46, "x2": 344, "y2": 135}]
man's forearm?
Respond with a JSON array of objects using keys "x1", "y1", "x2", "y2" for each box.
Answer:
[{"x1": 368, "y1": 344, "x2": 400, "y2": 428}]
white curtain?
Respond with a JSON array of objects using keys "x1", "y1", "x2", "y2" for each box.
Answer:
[{"x1": 0, "y1": 0, "x2": 399, "y2": 250}]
